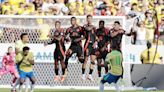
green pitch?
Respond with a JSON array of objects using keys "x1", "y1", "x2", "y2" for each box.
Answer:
[{"x1": 1, "y1": 88, "x2": 164, "y2": 92}]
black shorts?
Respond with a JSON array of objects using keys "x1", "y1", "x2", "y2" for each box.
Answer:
[
  {"x1": 69, "y1": 44, "x2": 83, "y2": 57},
  {"x1": 84, "y1": 43, "x2": 97, "y2": 56},
  {"x1": 97, "y1": 50, "x2": 108, "y2": 60},
  {"x1": 54, "y1": 47, "x2": 65, "y2": 61}
]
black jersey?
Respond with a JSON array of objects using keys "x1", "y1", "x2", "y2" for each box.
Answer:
[{"x1": 66, "y1": 26, "x2": 83, "y2": 46}]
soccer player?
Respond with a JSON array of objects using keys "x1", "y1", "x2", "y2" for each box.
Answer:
[
  {"x1": 13, "y1": 33, "x2": 29, "y2": 92},
  {"x1": 16, "y1": 46, "x2": 36, "y2": 92},
  {"x1": 65, "y1": 17, "x2": 85, "y2": 78},
  {"x1": 99, "y1": 42, "x2": 123, "y2": 92},
  {"x1": 96, "y1": 20, "x2": 110, "y2": 79},
  {"x1": 83, "y1": 15, "x2": 97, "y2": 81},
  {"x1": 110, "y1": 21, "x2": 125, "y2": 52},
  {"x1": 0, "y1": 47, "x2": 19, "y2": 87},
  {"x1": 15, "y1": 33, "x2": 29, "y2": 55},
  {"x1": 45, "y1": 21, "x2": 66, "y2": 82}
]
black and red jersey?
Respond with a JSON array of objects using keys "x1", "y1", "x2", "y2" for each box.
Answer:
[
  {"x1": 83, "y1": 24, "x2": 97, "y2": 44},
  {"x1": 96, "y1": 27, "x2": 109, "y2": 48},
  {"x1": 66, "y1": 26, "x2": 83, "y2": 45}
]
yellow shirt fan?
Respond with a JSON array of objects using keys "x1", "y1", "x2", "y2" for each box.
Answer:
[{"x1": 39, "y1": 24, "x2": 50, "y2": 40}]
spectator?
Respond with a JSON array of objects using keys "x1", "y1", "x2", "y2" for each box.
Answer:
[
  {"x1": 4, "y1": 10, "x2": 10, "y2": 15},
  {"x1": 125, "y1": 13, "x2": 137, "y2": 44},
  {"x1": 17, "y1": 2, "x2": 25, "y2": 15},
  {"x1": 33, "y1": 0, "x2": 43, "y2": 11},
  {"x1": 144, "y1": 10, "x2": 156, "y2": 42},
  {"x1": 101, "y1": 8, "x2": 106, "y2": 16},
  {"x1": 36, "y1": 7, "x2": 44, "y2": 16},
  {"x1": 159, "y1": 17, "x2": 164, "y2": 43},
  {"x1": 8, "y1": 0, "x2": 25, "y2": 9},
  {"x1": 129, "y1": 3, "x2": 139, "y2": 16},
  {"x1": 140, "y1": 41, "x2": 163, "y2": 64},
  {"x1": 123, "y1": 1, "x2": 131, "y2": 15},
  {"x1": 155, "y1": 0, "x2": 164, "y2": 16},
  {"x1": 116, "y1": 6, "x2": 126, "y2": 16},
  {"x1": 42, "y1": 0, "x2": 54, "y2": 12},
  {"x1": 133, "y1": 21, "x2": 146, "y2": 45},
  {"x1": 22, "y1": 4, "x2": 31, "y2": 15},
  {"x1": 84, "y1": 1, "x2": 94, "y2": 15},
  {"x1": 2, "y1": 1, "x2": 11, "y2": 14},
  {"x1": 105, "y1": 6, "x2": 111, "y2": 16},
  {"x1": 158, "y1": 8, "x2": 164, "y2": 24},
  {"x1": 53, "y1": 0, "x2": 66, "y2": 15},
  {"x1": 111, "y1": 0, "x2": 120, "y2": 16}
]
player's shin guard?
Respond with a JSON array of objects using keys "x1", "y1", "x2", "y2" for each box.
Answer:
[
  {"x1": 89, "y1": 61, "x2": 95, "y2": 75},
  {"x1": 25, "y1": 78, "x2": 29, "y2": 92},
  {"x1": 99, "y1": 82, "x2": 104, "y2": 92},
  {"x1": 30, "y1": 84, "x2": 35, "y2": 92},
  {"x1": 12, "y1": 79, "x2": 19, "y2": 90},
  {"x1": 79, "y1": 58, "x2": 85, "y2": 74},
  {"x1": 18, "y1": 84, "x2": 22, "y2": 92}
]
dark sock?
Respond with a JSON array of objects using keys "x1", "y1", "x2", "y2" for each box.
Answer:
[
  {"x1": 105, "y1": 67, "x2": 108, "y2": 74},
  {"x1": 82, "y1": 68, "x2": 85, "y2": 74},
  {"x1": 98, "y1": 66, "x2": 102, "y2": 77},
  {"x1": 55, "y1": 69, "x2": 58, "y2": 75},
  {"x1": 62, "y1": 68, "x2": 65, "y2": 75},
  {"x1": 65, "y1": 57, "x2": 69, "y2": 68},
  {"x1": 89, "y1": 69, "x2": 93, "y2": 74}
]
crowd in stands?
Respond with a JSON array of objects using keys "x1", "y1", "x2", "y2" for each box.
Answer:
[{"x1": 0, "y1": 0, "x2": 164, "y2": 45}]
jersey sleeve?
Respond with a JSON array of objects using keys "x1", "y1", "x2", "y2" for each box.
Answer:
[
  {"x1": 16, "y1": 53, "x2": 22, "y2": 64},
  {"x1": 29, "y1": 52, "x2": 34, "y2": 61}
]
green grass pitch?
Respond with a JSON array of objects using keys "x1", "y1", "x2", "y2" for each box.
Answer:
[{"x1": 1, "y1": 88, "x2": 164, "y2": 92}]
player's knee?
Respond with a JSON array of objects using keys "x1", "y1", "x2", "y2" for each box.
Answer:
[
  {"x1": 66, "y1": 50, "x2": 72, "y2": 57},
  {"x1": 91, "y1": 61, "x2": 95, "y2": 65},
  {"x1": 55, "y1": 61, "x2": 58, "y2": 66},
  {"x1": 31, "y1": 78, "x2": 36, "y2": 84},
  {"x1": 15, "y1": 74, "x2": 20, "y2": 79},
  {"x1": 79, "y1": 57, "x2": 84, "y2": 63},
  {"x1": 20, "y1": 79, "x2": 25, "y2": 85},
  {"x1": 60, "y1": 61, "x2": 65, "y2": 67}
]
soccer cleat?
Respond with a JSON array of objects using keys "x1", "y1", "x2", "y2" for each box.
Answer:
[
  {"x1": 87, "y1": 75, "x2": 94, "y2": 82},
  {"x1": 60, "y1": 75, "x2": 66, "y2": 82},
  {"x1": 81, "y1": 74, "x2": 86, "y2": 81},
  {"x1": 54, "y1": 76, "x2": 60, "y2": 82}
]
